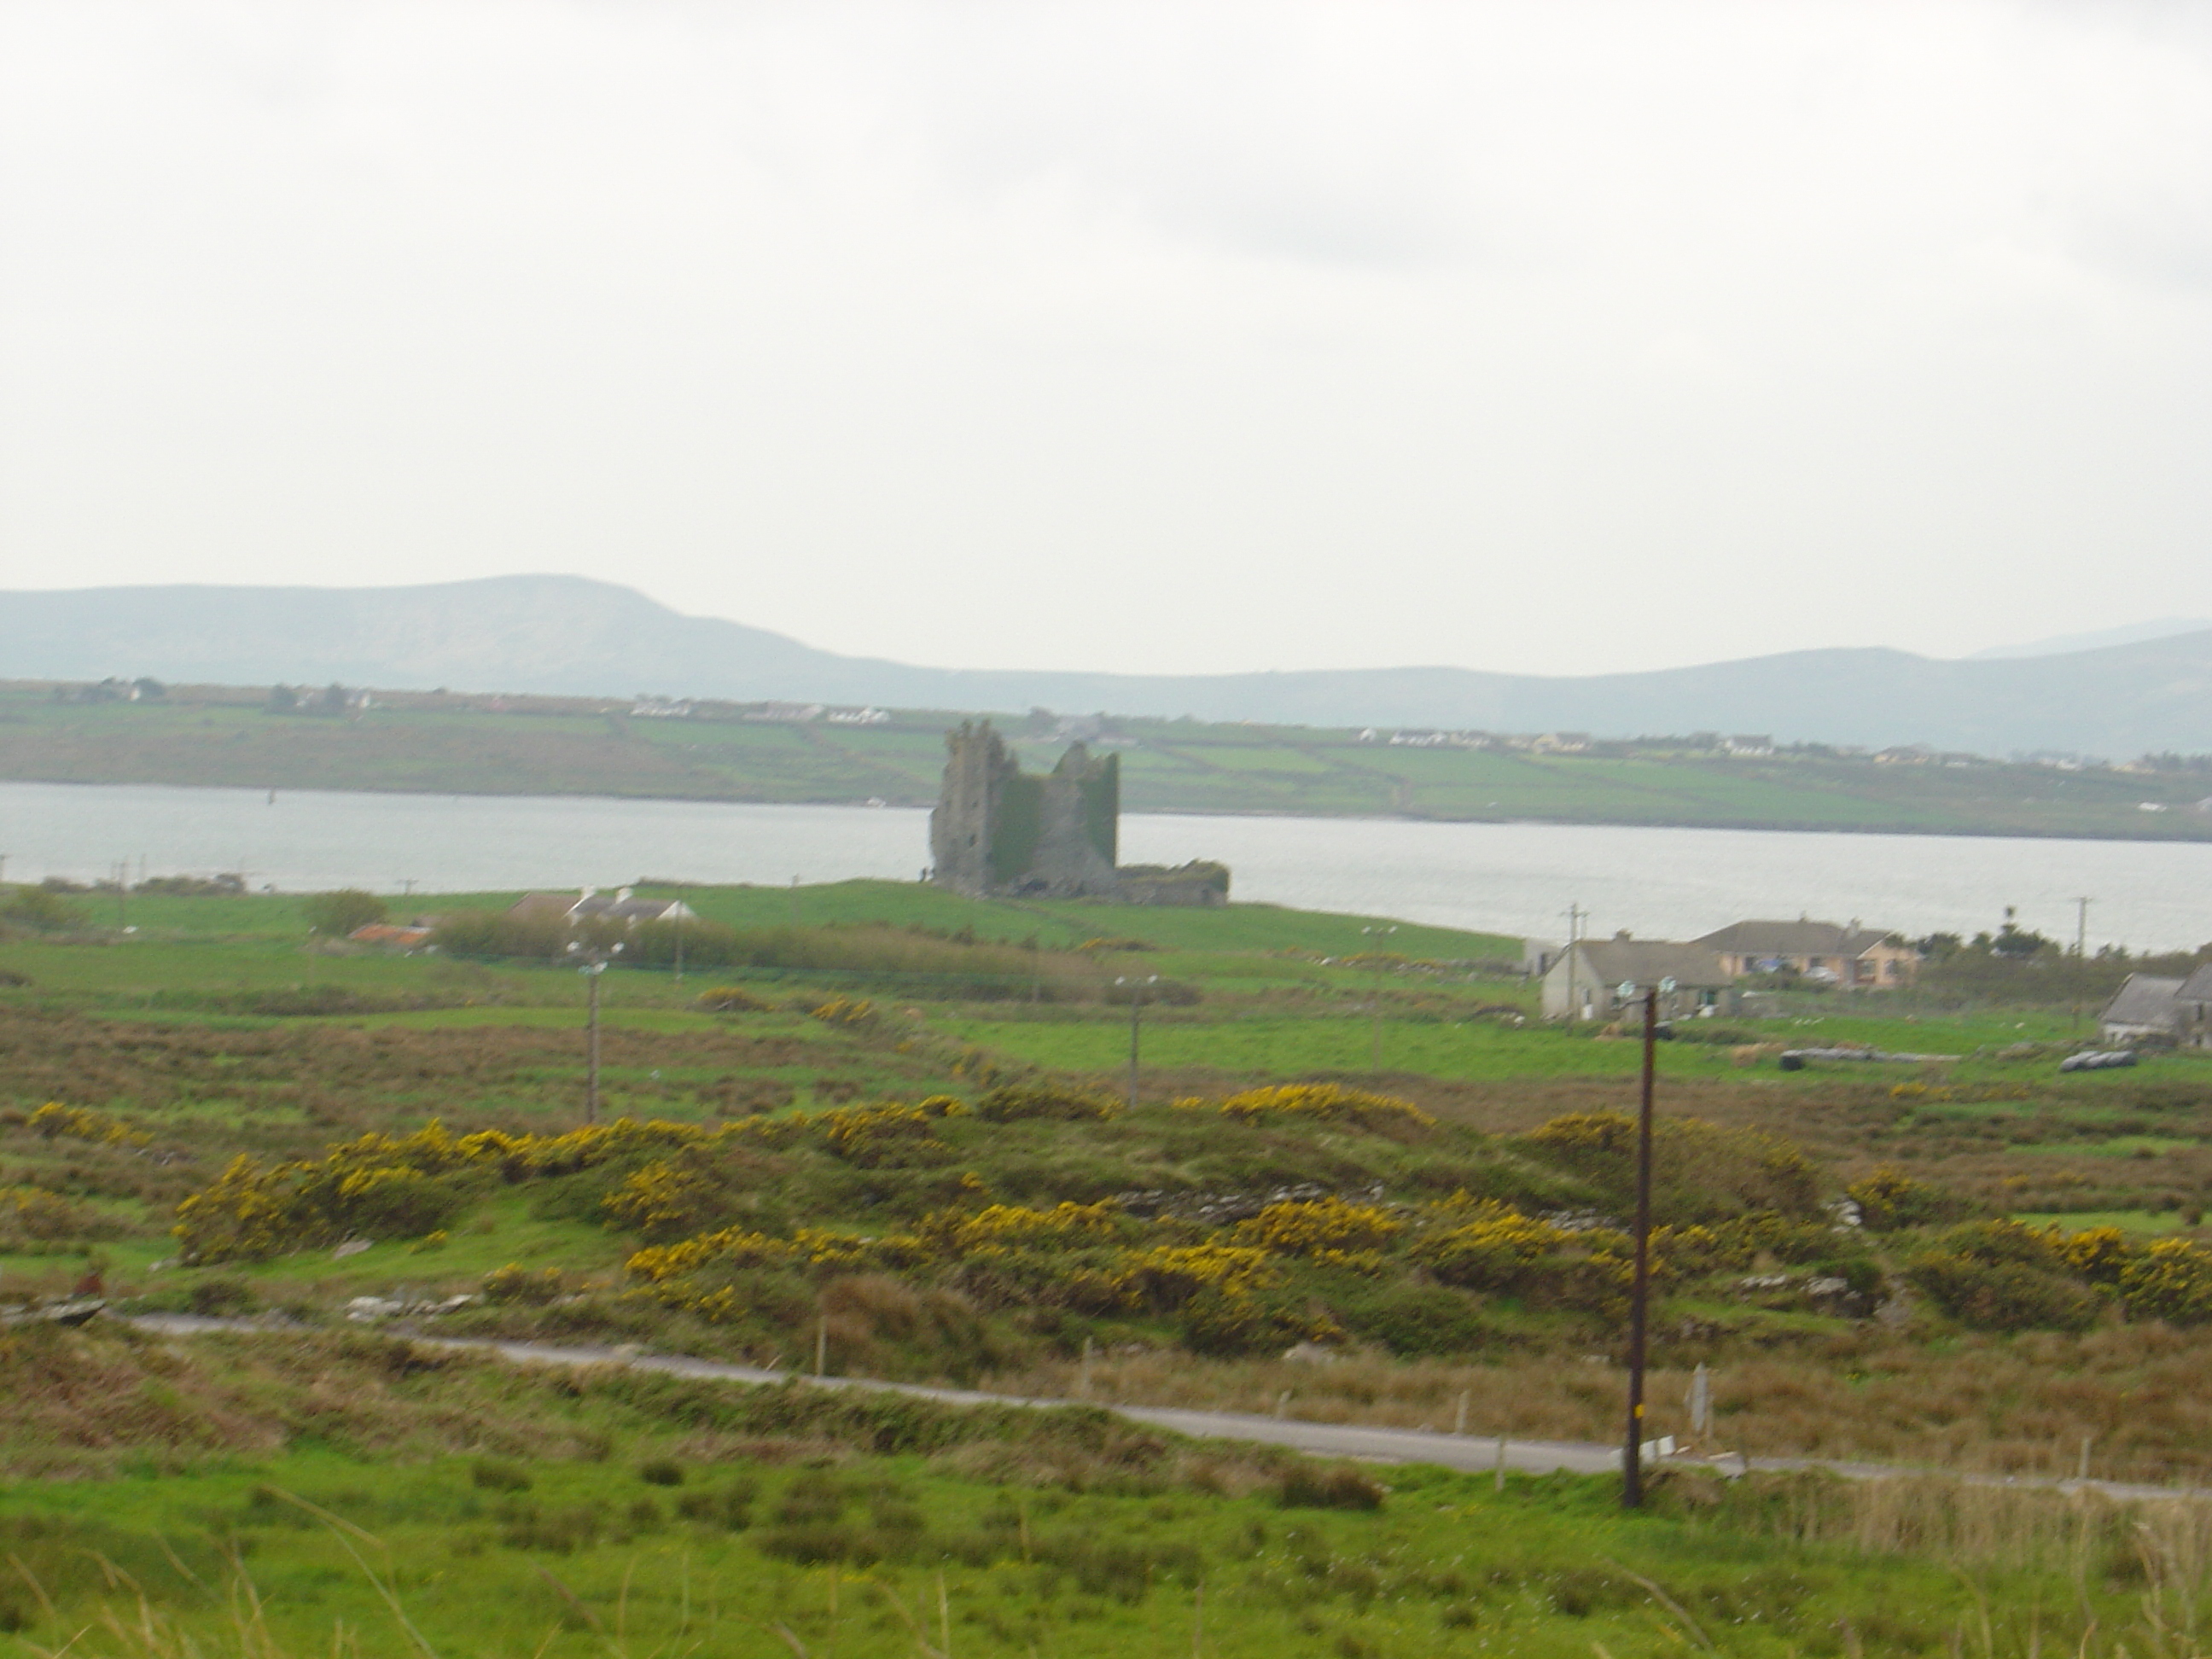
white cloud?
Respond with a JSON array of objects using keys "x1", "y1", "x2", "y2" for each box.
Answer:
[{"x1": 2, "y1": 0, "x2": 2210, "y2": 678}]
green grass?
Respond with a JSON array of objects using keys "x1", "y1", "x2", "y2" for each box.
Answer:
[
  {"x1": 0, "y1": 1432, "x2": 2168, "y2": 1659},
  {"x1": 3, "y1": 1314, "x2": 2205, "y2": 1658},
  {"x1": 12, "y1": 877, "x2": 2212, "y2": 1659},
  {"x1": 2009, "y1": 1209, "x2": 2192, "y2": 1234}
]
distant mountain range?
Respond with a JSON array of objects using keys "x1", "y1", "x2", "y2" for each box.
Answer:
[
  {"x1": 3, "y1": 576, "x2": 2209, "y2": 757},
  {"x1": 1965, "y1": 618, "x2": 2212, "y2": 661}
]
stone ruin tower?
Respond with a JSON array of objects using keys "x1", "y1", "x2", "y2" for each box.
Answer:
[{"x1": 928, "y1": 720, "x2": 1121, "y2": 899}]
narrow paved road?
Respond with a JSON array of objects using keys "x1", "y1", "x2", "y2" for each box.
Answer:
[{"x1": 127, "y1": 1314, "x2": 2204, "y2": 1504}]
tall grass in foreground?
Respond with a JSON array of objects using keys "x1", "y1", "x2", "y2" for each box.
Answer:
[{"x1": 21, "y1": 1480, "x2": 2212, "y2": 1659}]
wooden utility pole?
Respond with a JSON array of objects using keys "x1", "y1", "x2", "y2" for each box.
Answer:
[
  {"x1": 1119, "y1": 975, "x2": 1157, "y2": 1111},
  {"x1": 1561, "y1": 903, "x2": 1585, "y2": 1022},
  {"x1": 584, "y1": 962, "x2": 604, "y2": 1125},
  {"x1": 1362, "y1": 923, "x2": 1396, "y2": 1069},
  {"x1": 1623, "y1": 985, "x2": 1658, "y2": 1509}
]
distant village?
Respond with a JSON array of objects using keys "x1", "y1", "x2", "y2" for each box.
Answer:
[{"x1": 1528, "y1": 917, "x2": 2210, "y2": 1052}]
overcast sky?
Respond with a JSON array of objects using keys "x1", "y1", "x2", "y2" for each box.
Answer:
[{"x1": 4, "y1": 1, "x2": 2210, "y2": 678}]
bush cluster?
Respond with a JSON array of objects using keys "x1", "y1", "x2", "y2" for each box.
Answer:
[
  {"x1": 174, "y1": 1102, "x2": 979, "y2": 1262},
  {"x1": 1846, "y1": 1167, "x2": 1978, "y2": 1231},
  {"x1": 973, "y1": 1084, "x2": 1121, "y2": 1123},
  {"x1": 1907, "y1": 1220, "x2": 2212, "y2": 1330},
  {"x1": 1519, "y1": 1112, "x2": 1822, "y2": 1225},
  {"x1": 16, "y1": 1102, "x2": 152, "y2": 1150},
  {"x1": 1178, "y1": 1084, "x2": 1435, "y2": 1133},
  {"x1": 0, "y1": 1185, "x2": 123, "y2": 1245},
  {"x1": 164, "y1": 1086, "x2": 1940, "y2": 1365},
  {"x1": 621, "y1": 1179, "x2": 1850, "y2": 1352}
]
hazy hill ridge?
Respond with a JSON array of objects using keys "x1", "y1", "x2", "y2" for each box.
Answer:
[{"x1": 4, "y1": 575, "x2": 2209, "y2": 756}]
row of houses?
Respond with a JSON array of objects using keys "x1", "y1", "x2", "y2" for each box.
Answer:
[
  {"x1": 1533, "y1": 918, "x2": 1918, "y2": 1022},
  {"x1": 2101, "y1": 970, "x2": 2212, "y2": 1048}
]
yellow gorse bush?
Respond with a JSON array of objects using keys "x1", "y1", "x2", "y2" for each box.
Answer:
[
  {"x1": 26, "y1": 1101, "x2": 152, "y2": 1149},
  {"x1": 1103, "y1": 1243, "x2": 1277, "y2": 1311},
  {"x1": 1408, "y1": 1202, "x2": 1569, "y2": 1291},
  {"x1": 1231, "y1": 1196, "x2": 1404, "y2": 1257},
  {"x1": 2052, "y1": 1225, "x2": 2212, "y2": 1324},
  {"x1": 913, "y1": 1200, "x2": 1129, "y2": 1256},
  {"x1": 173, "y1": 1105, "x2": 974, "y2": 1263},
  {"x1": 1177, "y1": 1084, "x2": 1435, "y2": 1132},
  {"x1": 813, "y1": 1097, "x2": 967, "y2": 1163},
  {"x1": 627, "y1": 1225, "x2": 802, "y2": 1283},
  {"x1": 0, "y1": 1185, "x2": 116, "y2": 1242},
  {"x1": 602, "y1": 1158, "x2": 731, "y2": 1243},
  {"x1": 623, "y1": 1200, "x2": 1288, "y2": 1325}
]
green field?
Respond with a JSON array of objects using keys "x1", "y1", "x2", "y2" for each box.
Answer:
[
  {"x1": 10, "y1": 882, "x2": 2212, "y2": 1657},
  {"x1": 9, "y1": 681, "x2": 2212, "y2": 838}
]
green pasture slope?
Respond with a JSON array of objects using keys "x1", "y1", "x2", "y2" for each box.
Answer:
[{"x1": 6, "y1": 682, "x2": 2212, "y2": 838}]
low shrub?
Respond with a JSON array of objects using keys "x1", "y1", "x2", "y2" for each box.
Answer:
[
  {"x1": 1276, "y1": 1464, "x2": 1385, "y2": 1511},
  {"x1": 0, "y1": 1185, "x2": 125, "y2": 1244},
  {"x1": 1185, "y1": 1085, "x2": 1435, "y2": 1133},
  {"x1": 1522, "y1": 1112, "x2": 1823, "y2": 1224},
  {"x1": 975, "y1": 1084, "x2": 1121, "y2": 1123},
  {"x1": 301, "y1": 889, "x2": 387, "y2": 937},
  {"x1": 674, "y1": 1477, "x2": 755, "y2": 1529},
  {"x1": 470, "y1": 1458, "x2": 533, "y2": 1492},
  {"x1": 1906, "y1": 1222, "x2": 2102, "y2": 1333},
  {"x1": 498, "y1": 1499, "x2": 601, "y2": 1553},
  {"x1": 0, "y1": 886, "x2": 89, "y2": 933},
  {"x1": 1847, "y1": 1167, "x2": 1976, "y2": 1231},
  {"x1": 695, "y1": 985, "x2": 771, "y2": 1012}
]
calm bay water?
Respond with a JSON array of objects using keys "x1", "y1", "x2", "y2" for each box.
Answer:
[{"x1": 4, "y1": 779, "x2": 2211, "y2": 952}]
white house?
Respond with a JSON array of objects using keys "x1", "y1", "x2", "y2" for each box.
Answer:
[{"x1": 1539, "y1": 936, "x2": 1736, "y2": 1022}]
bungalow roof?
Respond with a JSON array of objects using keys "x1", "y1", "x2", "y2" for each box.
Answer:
[
  {"x1": 1694, "y1": 919, "x2": 1895, "y2": 958},
  {"x1": 1569, "y1": 938, "x2": 1732, "y2": 990},
  {"x1": 2102, "y1": 973, "x2": 2187, "y2": 1029}
]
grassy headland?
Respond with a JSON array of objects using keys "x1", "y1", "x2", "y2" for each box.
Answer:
[{"x1": 8, "y1": 681, "x2": 2212, "y2": 838}]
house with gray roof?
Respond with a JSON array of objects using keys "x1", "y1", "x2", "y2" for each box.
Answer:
[
  {"x1": 1540, "y1": 935, "x2": 1736, "y2": 1022},
  {"x1": 2098, "y1": 974, "x2": 2187, "y2": 1044},
  {"x1": 2096, "y1": 969, "x2": 2212, "y2": 1047},
  {"x1": 1693, "y1": 918, "x2": 1918, "y2": 988}
]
